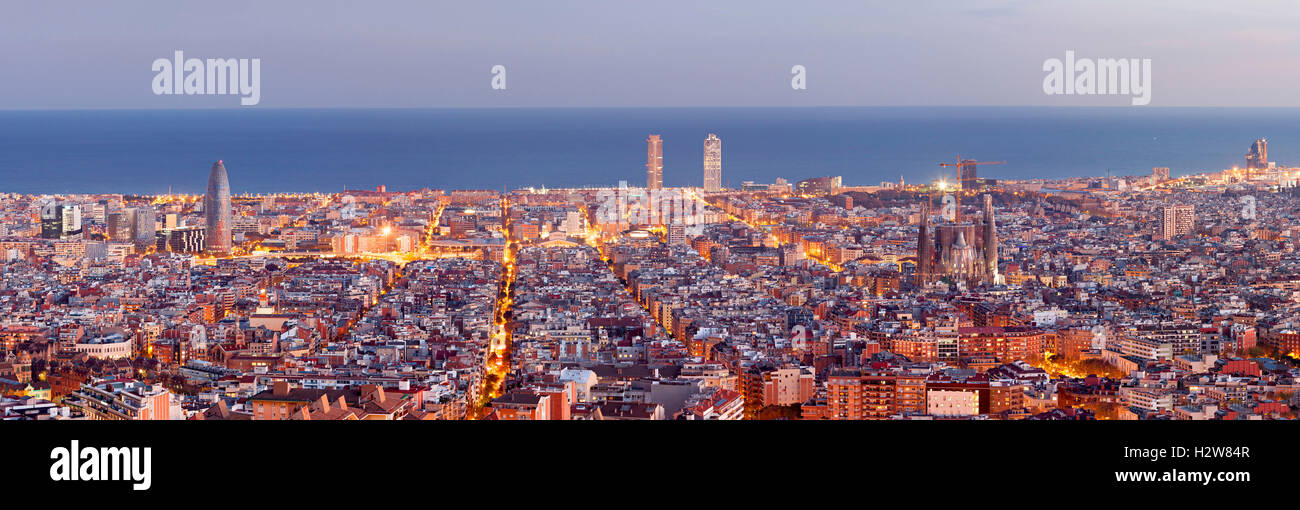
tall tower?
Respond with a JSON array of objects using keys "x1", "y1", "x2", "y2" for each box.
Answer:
[
  {"x1": 1245, "y1": 139, "x2": 1268, "y2": 176},
  {"x1": 204, "y1": 160, "x2": 232, "y2": 253},
  {"x1": 982, "y1": 194, "x2": 999, "y2": 284},
  {"x1": 133, "y1": 206, "x2": 156, "y2": 250},
  {"x1": 107, "y1": 210, "x2": 131, "y2": 241},
  {"x1": 917, "y1": 198, "x2": 933, "y2": 282},
  {"x1": 1159, "y1": 203, "x2": 1195, "y2": 240},
  {"x1": 40, "y1": 203, "x2": 64, "y2": 239},
  {"x1": 702, "y1": 133, "x2": 721, "y2": 192},
  {"x1": 952, "y1": 190, "x2": 962, "y2": 224},
  {"x1": 959, "y1": 160, "x2": 978, "y2": 189},
  {"x1": 646, "y1": 134, "x2": 663, "y2": 190}
]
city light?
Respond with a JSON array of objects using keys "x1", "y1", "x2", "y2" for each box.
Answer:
[{"x1": 4, "y1": 98, "x2": 1296, "y2": 432}]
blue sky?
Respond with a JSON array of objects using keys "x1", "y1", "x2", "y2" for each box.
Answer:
[{"x1": 2, "y1": 0, "x2": 1298, "y2": 108}]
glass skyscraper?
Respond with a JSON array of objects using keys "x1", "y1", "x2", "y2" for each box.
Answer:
[{"x1": 204, "y1": 160, "x2": 232, "y2": 253}]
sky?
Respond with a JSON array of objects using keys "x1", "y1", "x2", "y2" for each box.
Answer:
[{"x1": 2, "y1": 0, "x2": 1299, "y2": 109}]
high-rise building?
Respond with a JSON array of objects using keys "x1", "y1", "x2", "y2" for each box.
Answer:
[
  {"x1": 646, "y1": 135, "x2": 663, "y2": 190},
  {"x1": 205, "y1": 160, "x2": 233, "y2": 253},
  {"x1": 39, "y1": 203, "x2": 62, "y2": 239},
  {"x1": 667, "y1": 222, "x2": 687, "y2": 246},
  {"x1": 1152, "y1": 167, "x2": 1170, "y2": 183},
  {"x1": 795, "y1": 176, "x2": 841, "y2": 196},
  {"x1": 107, "y1": 211, "x2": 131, "y2": 242},
  {"x1": 40, "y1": 202, "x2": 83, "y2": 240},
  {"x1": 156, "y1": 226, "x2": 207, "y2": 253},
  {"x1": 959, "y1": 160, "x2": 979, "y2": 189},
  {"x1": 1159, "y1": 204, "x2": 1195, "y2": 239},
  {"x1": 133, "y1": 207, "x2": 156, "y2": 249},
  {"x1": 89, "y1": 201, "x2": 108, "y2": 223},
  {"x1": 702, "y1": 133, "x2": 721, "y2": 192},
  {"x1": 1246, "y1": 139, "x2": 1268, "y2": 173},
  {"x1": 64, "y1": 204, "x2": 83, "y2": 239}
]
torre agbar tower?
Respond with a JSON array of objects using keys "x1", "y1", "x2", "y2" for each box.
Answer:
[{"x1": 204, "y1": 160, "x2": 233, "y2": 253}]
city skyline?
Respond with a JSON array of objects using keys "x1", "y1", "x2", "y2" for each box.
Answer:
[
  {"x1": 7, "y1": 161, "x2": 1299, "y2": 422},
  {"x1": 0, "y1": 107, "x2": 1292, "y2": 195},
  {"x1": 5, "y1": 1, "x2": 1292, "y2": 500},
  {"x1": 10, "y1": 133, "x2": 1288, "y2": 200}
]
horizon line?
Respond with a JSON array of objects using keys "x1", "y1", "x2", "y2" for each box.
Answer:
[{"x1": 4, "y1": 104, "x2": 1300, "y2": 113}]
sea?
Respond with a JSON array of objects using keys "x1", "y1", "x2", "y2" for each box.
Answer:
[{"x1": 0, "y1": 106, "x2": 1295, "y2": 195}]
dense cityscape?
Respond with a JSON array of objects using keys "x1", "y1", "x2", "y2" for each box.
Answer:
[{"x1": 2, "y1": 135, "x2": 1298, "y2": 421}]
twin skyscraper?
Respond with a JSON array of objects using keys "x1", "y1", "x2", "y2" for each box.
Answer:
[{"x1": 646, "y1": 133, "x2": 723, "y2": 192}]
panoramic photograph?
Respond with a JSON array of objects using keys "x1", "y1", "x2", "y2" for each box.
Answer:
[{"x1": 1, "y1": 0, "x2": 1293, "y2": 497}]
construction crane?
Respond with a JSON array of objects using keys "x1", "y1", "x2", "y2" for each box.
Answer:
[{"x1": 939, "y1": 157, "x2": 1005, "y2": 189}]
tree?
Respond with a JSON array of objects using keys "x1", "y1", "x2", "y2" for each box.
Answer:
[
  {"x1": 757, "y1": 404, "x2": 803, "y2": 420},
  {"x1": 1084, "y1": 402, "x2": 1122, "y2": 420}
]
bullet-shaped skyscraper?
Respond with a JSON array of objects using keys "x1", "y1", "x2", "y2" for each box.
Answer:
[
  {"x1": 204, "y1": 160, "x2": 232, "y2": 253},
  {"x1": 703, "y1": 133, "x2": 721, "y2": 192}
]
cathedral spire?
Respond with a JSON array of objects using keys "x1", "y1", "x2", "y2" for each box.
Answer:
[
  {"x1": 983, "y1": 194, "x2": 1000, "y2": 284},
  {"x1": 917, "y1": 197, "x2": 933, "y2": 283}
]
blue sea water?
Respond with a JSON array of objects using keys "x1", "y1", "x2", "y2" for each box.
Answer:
[{"x1": 0, "y1": 107, "x2": 1295, "y2": 195}]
